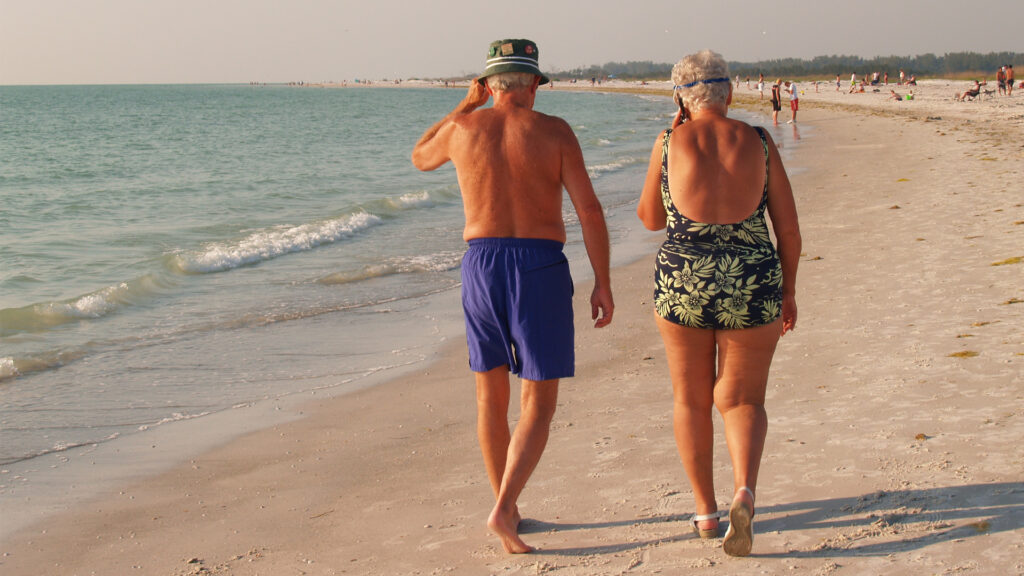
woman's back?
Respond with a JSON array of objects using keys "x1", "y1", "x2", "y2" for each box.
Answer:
[{"x1": 665, "y1": 116, "x2": 768, "y2": 226}]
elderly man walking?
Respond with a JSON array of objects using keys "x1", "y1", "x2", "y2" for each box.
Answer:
[{"x1": 412, "y1": 39, "x2": 614, "y2": 553}]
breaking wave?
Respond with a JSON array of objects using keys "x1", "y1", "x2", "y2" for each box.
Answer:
[{"x1": 171, "y1": 212, "x2": 382, "y2": 274}]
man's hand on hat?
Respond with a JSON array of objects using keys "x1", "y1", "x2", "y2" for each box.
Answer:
[{"x1": 459, "y1": 81, "x2": 490, "y2": 112}]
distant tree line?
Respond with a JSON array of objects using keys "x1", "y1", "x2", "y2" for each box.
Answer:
[{"x1": 556, "y1": 52, "x2": 1022, "y2": 81}]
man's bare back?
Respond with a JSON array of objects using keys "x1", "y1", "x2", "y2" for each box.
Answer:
[
  {"x1": 448, "y1": 104, "x2": 571, "y2": 241},
  {"x1": 412, "y1": 81, "x2": 603, "y2": 246}
]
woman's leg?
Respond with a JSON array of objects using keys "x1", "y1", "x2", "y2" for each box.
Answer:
[
  {"x1": 655, "y1": 314, "x2": 718, "y2": 526},
  {"x1": 713, "y1": 320, "x2": 781, "y2": 498}
]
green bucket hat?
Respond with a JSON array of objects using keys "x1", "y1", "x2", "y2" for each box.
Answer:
[{"x1": 477, "y1": 39, "x2": 551, "y2": 86}]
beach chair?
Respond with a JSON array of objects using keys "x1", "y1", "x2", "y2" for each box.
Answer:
[{"x1": 957, "y1": 83, "x2": 985, "y2": 102}]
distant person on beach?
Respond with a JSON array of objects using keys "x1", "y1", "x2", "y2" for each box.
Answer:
[
  {"x1": 637, "y1": 50, "x2": 801, "y2": 557},
  {"x1": 888, "y1": 89, "x2": 903, "y2": 101},
  {"x1": 956, "y1": 80, "x2": 986, "y2": 101},
  {"x1": 997, "y1": 66, "x2": 1007, "y2": 96},
  {"x1": 786, "y1": 80, "x2": 798, "y2": 123},
  {"x1": 1008, "y1": 65, "x2": 1015, "y2": 96},
  {"x1": 836, "y1": 74, "x2": 841, "y2": 91},
  {"x1": 899, "y1": 69, "x2": 905, "y2": 85},
  {"x1": 770, "y1": 79, "x2": 782, "y2": 125},
  {"x1": 411, "y1": 38, "x2": 614, "y2": 554}
]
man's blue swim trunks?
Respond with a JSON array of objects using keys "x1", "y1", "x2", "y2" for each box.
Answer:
[{"x1": 461, "y1": 238, "x2": 574, "y2": 381}]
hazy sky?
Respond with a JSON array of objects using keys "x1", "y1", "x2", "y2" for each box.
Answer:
[{"x1": 2, "y1": 0, "x2": 1020, "y2": 84}]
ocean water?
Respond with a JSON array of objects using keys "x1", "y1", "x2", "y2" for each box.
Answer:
[{"x1": 0, "y1": 84, "x2": 788, "y2": 534}]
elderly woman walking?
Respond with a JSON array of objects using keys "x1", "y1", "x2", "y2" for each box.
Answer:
[{"x1": 637, "y1": 50, "x2": 801, "y2": 556}]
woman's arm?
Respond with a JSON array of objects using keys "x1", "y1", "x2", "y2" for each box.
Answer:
[
  {"x1": 637, "y1": 131, "x2": 668, "y2": 231},
  {"x1": 762, "y1": 130, "x2": 802, "y2": 335}
]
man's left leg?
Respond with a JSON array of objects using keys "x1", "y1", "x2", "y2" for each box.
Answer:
[
  {"x1": 487, "y1": 377, "x2": 558, "y2": 553},
  {"x1": 476, "y1": 366, "x2": 512, "y2": 499}
]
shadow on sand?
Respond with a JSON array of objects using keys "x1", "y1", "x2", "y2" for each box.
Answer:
[{"x1": 522, "y1": 482, "x2": 1023, "y2": 558}]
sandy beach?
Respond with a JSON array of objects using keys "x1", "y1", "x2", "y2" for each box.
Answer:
[{"x1": 1, "y1": 82, "x2": 1022, "y2": 575}]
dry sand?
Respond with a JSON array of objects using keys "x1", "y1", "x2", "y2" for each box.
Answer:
[{"x1": 1, "y1": 82, "x2": 1022, "y2": 575}]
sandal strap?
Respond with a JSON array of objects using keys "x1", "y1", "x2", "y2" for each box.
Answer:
[{"x1": 691, "y1": 510, "x2": 725, "y2": 522}]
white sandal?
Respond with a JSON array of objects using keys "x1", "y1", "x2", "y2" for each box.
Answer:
[
  {"x1": 690, "y1": 510, "x2": 725, "y2": 539},
  {"x1": 723, "y1": 487, "x2": 755, "y2": 556}
]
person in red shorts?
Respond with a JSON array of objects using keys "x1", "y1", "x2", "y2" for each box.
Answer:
[{"x1": 785, "y1": 80, "x2": 799, "y2": 123}]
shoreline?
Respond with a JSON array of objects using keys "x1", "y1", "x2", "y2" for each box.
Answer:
[
  {"x1": 0, "y1": 87, "x2": 666, "y2": 542},
  {"x1": 2, "y1": 86, "x2": 1022, "y2": 574},
  {"x1": 338, "y1": 76, "x2": 1024, "y2": 136}
]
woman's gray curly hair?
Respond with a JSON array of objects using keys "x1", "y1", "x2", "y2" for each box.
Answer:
[{"x1": 671, "y1": 50, "x2": 731, "y2": 112}]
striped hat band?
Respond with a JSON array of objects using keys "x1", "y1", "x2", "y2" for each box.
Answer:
[{"x1": 477, "y1": 39, "x2": 550, "y2": 86}]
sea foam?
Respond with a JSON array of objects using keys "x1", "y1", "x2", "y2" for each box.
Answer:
[
  {"x1": 174, "y1": 212, "x2": 382, "y2": 274},
  {"x1": 0, "y1": 357, "x2": 20, "y2": 381},
  {"x1": 0, "y1": 276, "x2": 169, "y2": 336},
  {"x1": 387, "y1": 191, "x2": 433, "y2": 209},
  {"x1": 588, "y1": 156, "x2": 642, "y2": 178},
  {"x1": 317, "y1": 251, "x2": 464, "y2": 285}
]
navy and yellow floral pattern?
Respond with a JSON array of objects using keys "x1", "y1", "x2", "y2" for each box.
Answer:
[{"x1": 654, "y1": 127, "x2": 783, "y2": 329}]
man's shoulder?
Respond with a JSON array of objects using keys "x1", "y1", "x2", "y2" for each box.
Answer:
[
  {"x1": 533, "y1": 110, "x2": 573, "y2": 131},
  {"x1": 455, "y1": 107, "x2": 496, "y2": 125},
  {"x1": 500, "y1": 109, "x2": 574, "y2": 143},
  {"x1": 456, "y1": 108, "x2": 575, "y2": 147}
]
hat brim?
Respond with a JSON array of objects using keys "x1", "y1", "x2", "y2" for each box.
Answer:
[{"x1": 476, "y1": 64, "x2": 550, "y2": 86}]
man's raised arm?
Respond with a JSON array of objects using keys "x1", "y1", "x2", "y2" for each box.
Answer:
[{"x1": 411, "y1": 82, "x2": 490, "y2": 171}]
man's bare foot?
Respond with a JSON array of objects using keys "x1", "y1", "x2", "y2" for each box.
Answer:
[{"x1": 488, "y1": 505, "x2": 533, "y2": 554}]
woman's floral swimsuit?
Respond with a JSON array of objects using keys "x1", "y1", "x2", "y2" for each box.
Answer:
[{"x1": 654, "y1": 127, "x2": 783, "y2": 329}]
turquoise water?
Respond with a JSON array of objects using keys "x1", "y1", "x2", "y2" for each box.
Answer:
[
  {"x1": 0, "y1": 84, "x2": 680, "y2": 468},
  {"x1": 0, "y1": 85, "x2": 790, "y2": 519}
]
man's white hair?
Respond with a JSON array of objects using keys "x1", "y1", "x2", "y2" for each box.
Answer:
[
  {"x1": 486, "y1": 72, "x2": 537, "y2": 92},
  {"x1": 671, "y1": 50, "x2": 731, "y2": 112}
]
